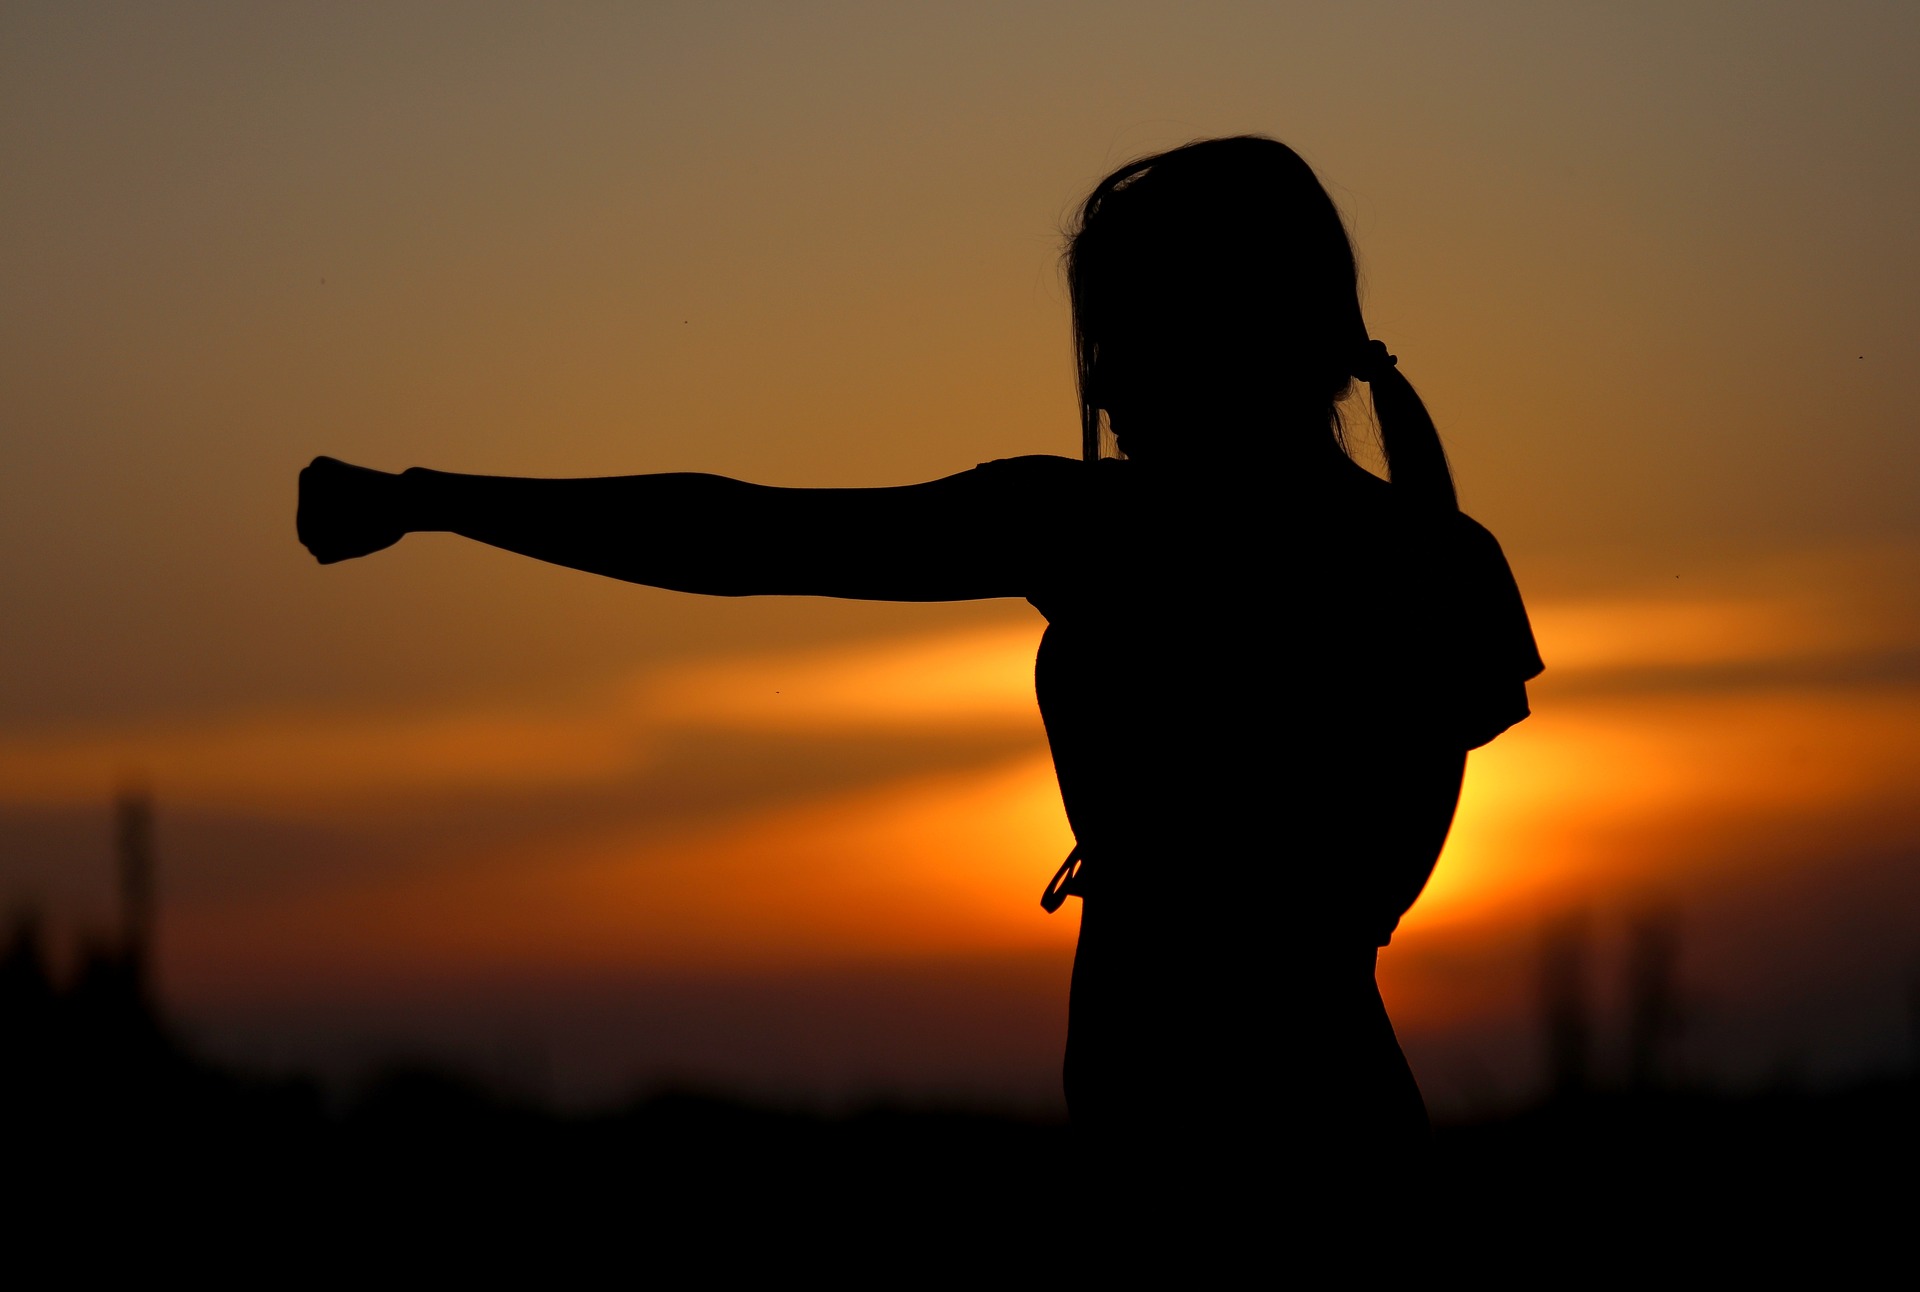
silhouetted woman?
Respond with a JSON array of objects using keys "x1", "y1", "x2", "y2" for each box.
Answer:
[{"x1": 298, "y1": 136, "x2": 1542, "y2": 1184}]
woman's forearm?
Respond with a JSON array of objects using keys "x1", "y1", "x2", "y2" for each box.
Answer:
[
  {"x1": 395, "y1": 467, "x2": 1029, "y2": 601},
  {"x1": 399, "y1": 468, "x2": 784, "y2": 595}
]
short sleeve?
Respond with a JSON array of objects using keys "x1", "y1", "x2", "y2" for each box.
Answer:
[
  {"x1": 1443, "y1": 517, "x2": 1544, "y2": 749},
  {"x1": 968, "y1": 455, "x2": 1098, "y2": 610}
]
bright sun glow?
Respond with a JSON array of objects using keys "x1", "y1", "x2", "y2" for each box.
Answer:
[{"x1": 17, "y1": 569, "x2": 1920, "y2": 1052}]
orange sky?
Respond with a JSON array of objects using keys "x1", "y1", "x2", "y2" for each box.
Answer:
[{"x1": 4, "y1": 3, "x2": 1918, "y2": 1111}]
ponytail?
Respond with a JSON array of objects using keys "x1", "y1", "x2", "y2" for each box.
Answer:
[
  {"x1": 1354, "y1": 339, "x2": 1457, "y2": 512},
  {"x1": 1061, "y1": 136, "x2": 1459, "y2": 503}
]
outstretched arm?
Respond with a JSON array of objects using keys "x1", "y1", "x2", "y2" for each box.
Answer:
[{"x1": 296, "y1": 455, "x2": 1067, "y2": 602}]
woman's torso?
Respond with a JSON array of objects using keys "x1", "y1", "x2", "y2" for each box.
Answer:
[
  {"x1": 1025, "y1": 452, "x2": 1501, "y2": 944},
  {"x1": 1000, "y1": 450, "x2": 1538, "y2": 1139}
]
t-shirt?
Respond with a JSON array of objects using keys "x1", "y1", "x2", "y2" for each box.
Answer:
[{"x1": 970, "y1": 453, "x2": 1543, "y2": 945}]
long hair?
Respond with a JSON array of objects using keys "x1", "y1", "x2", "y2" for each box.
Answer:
[{"x1": 1064, "y1": 135, "x2": 1456, "y2": 509}]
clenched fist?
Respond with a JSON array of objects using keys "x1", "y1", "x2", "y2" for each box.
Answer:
[{"x1": 297, "y1": 456, "x2": 407, "y2": 564}]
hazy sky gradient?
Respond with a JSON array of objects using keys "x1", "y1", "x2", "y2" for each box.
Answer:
[{"x1": 7, "y1": 1, "x2": 1917, "y2": 723}]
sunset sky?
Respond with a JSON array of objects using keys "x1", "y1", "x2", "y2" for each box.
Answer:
[{"x1": 4, "y1": 2, "x2": 1918, "y2": 1112}]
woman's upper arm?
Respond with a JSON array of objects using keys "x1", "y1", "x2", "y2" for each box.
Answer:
[{"x1": 735, "y1": 456, "x2": 1083, "y2": 600}]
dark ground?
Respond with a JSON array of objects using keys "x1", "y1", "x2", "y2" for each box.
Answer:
[{"x1": 5, "y1": 923, "x2": 1912, "y2": 1274}]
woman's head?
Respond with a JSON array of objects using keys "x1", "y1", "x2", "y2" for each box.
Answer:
[{"x1": 1065, "y1": 135, "x2": 1455, "y2": 507}]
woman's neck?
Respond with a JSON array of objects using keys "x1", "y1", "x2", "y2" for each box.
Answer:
[{"x1": 1114, "y1": 406, "x2": 1350, "y2": 475}]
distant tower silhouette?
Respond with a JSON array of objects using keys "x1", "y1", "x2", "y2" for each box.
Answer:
[
  {"x1": 1625, "y1": 910, "x2": 1682, "y2": 1090},
  {"x1": 1540, "y1": 912, "x2": 1593, "y2": 1101},
  {"x1": 114, "y1": 787, "x2": 156, "y2": 999},
  {"x1": 1906, "y1": 958, "x2": 1920, "y2": 1080}
]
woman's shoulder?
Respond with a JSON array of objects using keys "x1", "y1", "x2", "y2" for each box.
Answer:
[
  {"x1": 1372, "y1": 498, "x2": 1520, "y2": 587},
  {"x1": 1439, "y1": 509, "x2": 1513, "y2": 561},
  {"x1": 1351, "y1": 468, "x2": 1510, "y2": 557},
  {"x1": 970, "y1": 453, "x2": 1093, "y2": 483},
  {"x1": 967, "y1": 454, "x2": 1118, "y2": 511}
]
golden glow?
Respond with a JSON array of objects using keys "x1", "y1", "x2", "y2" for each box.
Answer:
[
  {"x1": 640, "y1": 622, "x2": 1045, "y2": 732},
  {"x1": 1532, "y1": 593, "x2": 1866, "y2": 674},
  {"x1": 0, "y1": 622, "x2": 1044, "y2": 810},
  {"x1": 53, "y1": 546, "x2": 1901, "y2": 1040},
  {"x1": 1417, "y1": 687, "x2": 1920, "y2": 930},
  {"x1": 62, "y1": 567, "x2": 1910, "y2": 1060},
  {"x1": 169, "y1": 756, "x2": 1077, "y2": 1003},
  {"x1": 0, "y1": 704, "x2": 656, "y2": 809}
]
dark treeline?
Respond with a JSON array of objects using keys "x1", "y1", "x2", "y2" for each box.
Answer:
[
  {"x1": 1, "y1": 907, "x2": 1077, "y2": 1265},
  {"x1": 5, "y1": 799, "x2": 1913, "y2": 1263},
  {"x1": 4, "y1": 908, "x2": 1914, "y2": 1267}
]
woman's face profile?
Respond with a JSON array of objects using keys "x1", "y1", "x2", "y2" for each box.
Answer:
[{"x1": 1095, "y1": 320, "x2": 1270, "y2": 446}]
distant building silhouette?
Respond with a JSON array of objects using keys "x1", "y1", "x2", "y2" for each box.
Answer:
[
  {"x1": 2, "y1": 791, "x2": 170, "y2": 1159},
  {"x1": 1540, "y1": 912, "x2": 1594, "y2": 1100},
  {"x1": 1625, "y1": 910, "x2": 1683, "y2": 1090},
  {"x1": 1906, "y1": 958, "x2": 1920, "y2": 1079},
  {"x1": 114, "y1": 787, "x2": 157, "y2": 1000}
]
